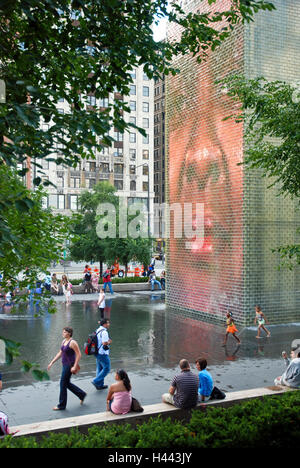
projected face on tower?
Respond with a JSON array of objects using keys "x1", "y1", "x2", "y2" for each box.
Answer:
[{"x1": 167, "y1": 32, "x2": 244, "y2": 315}]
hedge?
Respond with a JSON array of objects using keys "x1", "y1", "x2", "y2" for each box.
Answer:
[
  {"x1": 68, "y1": 276, "x2": 150, "y2": 286},
  {"x1": 0, "y1": 391, "x2": 299, "y2": 448}
]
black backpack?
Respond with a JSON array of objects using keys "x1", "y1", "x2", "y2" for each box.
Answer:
[
  {"x1": 209, "y1": 386, "x2": 226, "y2": 400},
  {"x1": 84, "y1": 330, "x2": 101, "y2": 356}
]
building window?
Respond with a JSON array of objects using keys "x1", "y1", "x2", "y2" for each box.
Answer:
[
  {"x1": 142, "y1": 102, "x2": 149, "y2": 112},
  {"x1": 70, "y1": 195, "x2": 78, "y2": 210},
  {"x1": 143, "y1": 86, "x2": 149, "y2": 97},
  {"x1": 87, "y1": 161, "x2": 96, "y2": 172},
  {"x1": 100, "y1": 162, "x2": 109, "y2": 173},
  {"x1": 114, "y1": 179, "x2": 123, "y2": 190},
  {"x1": 130, "y1": 180, "x2": 136, "y2": 191},
  {"x1": 143, "y1": 133, "x2": 149, "y2": 144},
  {"x1": 129, "y1": 148, "x2": 136, "y2": 159},
  {"x1": 129, "y1": 116, "x2": 136, "y2": 125},
  {"x1": 87, "y1": 178, "x2": 96, "y2": 188},
  {"x1": 114, "y1": 163, "x2": 123, "y2": 174},
  {"x1": 114, "y1": 131, "x2": 123, "y2": 142},
  {"x1": 70, "y1": 177, "x2": 80, "y2": 188},
  {"x1": 49, "y1": 194, "x2": 57, "y2": 209},
  {"x1": 142, "y1": 118, "x2": 149, "y2": 128},
  {"x1": 143, "y1": 149, "x2": 149, "y2": 160},
  {"x1": 129, "y1": 132, "x2": 136, "y2": 143},
  {"x1": 113, "y1": 147, "x2": 123, "y2": 157},
  {"x1": 143, "y1": 73, "x2": 149, "y2": 81},
  {"x1": 87, "y1": 95, "x2": 96, "y2": 106},
  {"x1": 130, "y1": 84, "x2": 136, "y2": 95},
  {"x1": 99, "y1": 97, "x2": 109, "y2": 107},
  {"x1": 129, "y1": 165, "x2": 136, "y2": 175},
  {"x1": 143, "y1": 165, "x2": 149, "y2": 175},
  {"x1": 58, "y1": 194, "x2": 65, "y2": 210},
  {"x1": 143, "y1": 181, "x2": 149, "y2": 192},
  {"x1": 57, "y1": 176, "x2": 64, "y2": 188}
]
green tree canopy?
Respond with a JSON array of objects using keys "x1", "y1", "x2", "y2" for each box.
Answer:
[
  {"x1": 70, "y1": 181, "x2": 152, "y2": 274},
  {"x1": 222, "y1": 74, "x2": 300, "y2": 268},
  {"x1": 0, "y1": 0, "x2": 275, "y2": 176}
]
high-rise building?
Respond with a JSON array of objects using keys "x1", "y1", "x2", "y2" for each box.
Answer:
[
  {"x1": 153, "y1": 74, "x2": 166, "y2": 240},
  {"x1": 37, "y1": 65, "x2": 154, "y2": 217}
]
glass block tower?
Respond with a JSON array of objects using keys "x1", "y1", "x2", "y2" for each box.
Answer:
[{"x1": 166, "y1": 0, "x2": 300, "y2": 326}]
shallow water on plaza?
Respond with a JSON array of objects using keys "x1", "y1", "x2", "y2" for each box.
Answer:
[{"x1": 1, "y1": 292, "x2": 299, "y2": 392}]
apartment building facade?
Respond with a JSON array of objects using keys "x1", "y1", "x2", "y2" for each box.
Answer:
[{"x1": 38, "y1": 65, "x2": 154, "y2": 219}]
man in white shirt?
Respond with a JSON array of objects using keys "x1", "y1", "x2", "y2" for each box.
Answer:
[{"x1": 91, "y1": 318, "x2": 112, "y2": 390}]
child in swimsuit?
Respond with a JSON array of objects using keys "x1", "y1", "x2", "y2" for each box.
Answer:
[
  {"x1": 222, "y1": 311, "x2": 241, "y2": 346},
  {"x1": 254, "y1": 305, "x2": 271, "y2": 338}
]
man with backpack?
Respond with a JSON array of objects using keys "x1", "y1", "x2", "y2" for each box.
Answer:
[{"x1": 91, "y1": 318, "x2": 112, "y2": 390}]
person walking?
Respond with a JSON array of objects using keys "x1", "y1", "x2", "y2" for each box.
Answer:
[
  {"x1": 148, "y1": 271, "x2": 162, "y2": 291},
  {"x1": 92, "y1": 269, "x2": 100, "y2": 292},
  {"x1": 91, "y1": 318, "x2": 112, "y2": 390},
  {"x1": 222, "y1": 311, "x2": 241, "y2": 346},
  {"x1": 61, "y1": 274, "x2": 72, "y2": 305},
  {"x1": 98, "y1": 287, "x2": 106, "y2": 318},
  {"x1": 106, "y1": 369, "x2": 132, "y2": 415},
  {"x1": 160, "y1": 270, "x2": 166, "y2": 290},
  {"x1": 51, "y1": 273, "x2": 59, "y2": 295},
  {"x1": 162, "y1": 359, "x2": 198, "y2": 409},
  {"x1": 47, "y1": 327, "x2": 86, "y2": 411},
  {"x1": 102, "y1": 268, "x2": 114, "y2": 294},
  {"x1": 254, "y1": 305, "x2": 271, "y2": 338}
]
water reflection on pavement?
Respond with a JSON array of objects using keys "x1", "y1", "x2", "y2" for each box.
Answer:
[{"x1": 0, "y1": 292, "x2": 299, "y2": 425}]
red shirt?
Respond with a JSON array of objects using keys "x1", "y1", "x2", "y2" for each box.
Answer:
[{"x1": 103, "y1": 271, "x2": 111, "y2": 283}]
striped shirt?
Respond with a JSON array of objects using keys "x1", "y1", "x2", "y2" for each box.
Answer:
[{"x1": 171, "y1": 370, "x2": 199, "y2": 409}]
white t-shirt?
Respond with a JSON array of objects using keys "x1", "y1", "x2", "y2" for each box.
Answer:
[
  {"x1": 98, "y1": 292, "x2": 106, "y2": 308},
  {"x1": 96, "y1": 326, "x2": 110, "y2": 355}
]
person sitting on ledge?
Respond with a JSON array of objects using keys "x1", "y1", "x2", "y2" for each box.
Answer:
[
  {"x1": 106, "y1": 369, "x2": 132, "y2": 415},
  {"x1": 274, "y1": 345, "x2": 300, "y2": 389},
  {"x1": 162, "y1": 359, "x2": 198, "y2": 409},
  {"x1": 195, "y1": 358, "x2": 213, "y2": 402}
]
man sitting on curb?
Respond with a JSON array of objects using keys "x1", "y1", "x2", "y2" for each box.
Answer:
[
  {"x1": 274, "y1": 343, "x2": 300, "y2": 389},
  {"x1": 162, "y1": 359, "x2": 198, "y2": 409}
]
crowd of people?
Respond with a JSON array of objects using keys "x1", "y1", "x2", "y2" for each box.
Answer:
[{"x1": 1, "y1": 286, "x2": 300, "y2": 436}]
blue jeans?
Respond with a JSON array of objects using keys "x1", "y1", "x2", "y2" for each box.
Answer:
[
  {"x1": 103, "y1": 281, "x2": 114, "y2": 294},
  {"x1": 93, "y1": 354, "x2": 110, "y2": 388},
  {"x1": 58, "y1": 365, "x2": 86, "y2": 410},
  {"x1": 151, "y1": 279, "x2": 162, "y2": 291}
]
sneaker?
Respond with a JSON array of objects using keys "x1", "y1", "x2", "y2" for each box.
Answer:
[{"x1": 91, "y1": 382, "x2": 107, "y2": 390}]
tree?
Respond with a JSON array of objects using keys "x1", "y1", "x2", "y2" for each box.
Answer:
[
  {"x1": 221, "y1": 74, "x2": 300, "y2": 268},
  {"x1": 0, "y1": 1, "x2": 275, "y2": 174},
  {"x1": 0, "y1": 165, "x2": 68, "y2": 292},
  {"x1": 0, "y1": 165, "x2": 68, "y2": 379},
  {"x1": 69, "y1": 181, "x2": 117, "y2": 275},
  {"x1": 70, "y1": 181, "x2": 152, "y2": 274},
  {"x1": 0, "y1": 0, "x2": 275, "y2": 257}
]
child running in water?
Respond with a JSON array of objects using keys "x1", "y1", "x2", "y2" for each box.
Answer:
[
  {"x1": 222, "y1": 311, "x2": 241, "y2": 346},
  {"x1": 254, "y1": 305, "x2": 271, "y2": 338}
]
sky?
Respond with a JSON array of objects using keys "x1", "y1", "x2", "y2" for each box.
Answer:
[{"x1": 152, "y1": 16, "x2": 168, "y2": 42}]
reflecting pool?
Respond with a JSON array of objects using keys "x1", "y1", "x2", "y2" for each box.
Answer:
[{"x1": 0, "y1": 292, "x2": 299, "y2": 425}]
